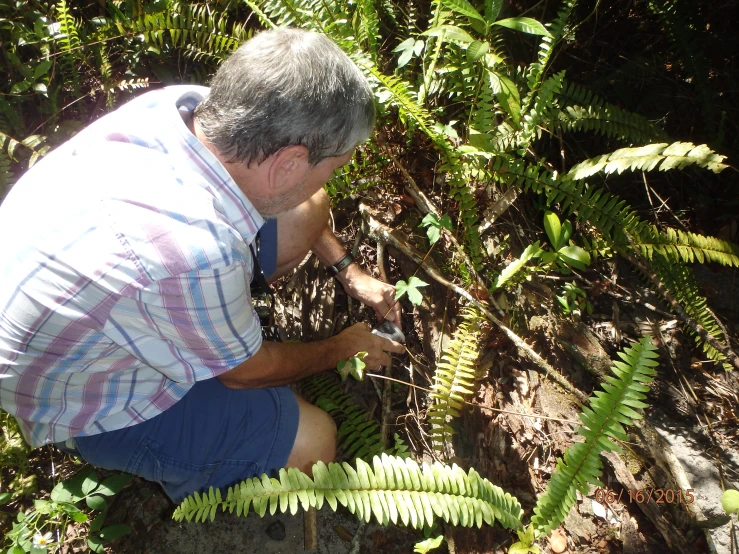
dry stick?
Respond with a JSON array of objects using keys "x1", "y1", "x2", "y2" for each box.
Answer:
[
  {"x1": 375, "y1": 132, "x2": 499, "y2": 309},
  {"x1": 375, "y1": 240, "x2": 394, "y2": 449},
  {"x1": 360, "y1": 204, "x2": 589, "y2": 404},
  {"x1": 620, "y1": 234, "x2": 739, "y2": 370}
]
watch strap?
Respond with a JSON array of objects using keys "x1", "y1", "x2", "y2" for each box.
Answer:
[{"x1": 328, "y1": 253, "x2": 355, "y2": 276}]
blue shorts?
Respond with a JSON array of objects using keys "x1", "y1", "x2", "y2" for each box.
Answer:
[{"x1": 71, "y1": 378, "x2": 299, "y2": 503}]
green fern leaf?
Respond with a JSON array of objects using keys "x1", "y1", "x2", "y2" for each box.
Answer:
[
  {"x1": 427, "y1": 308, "x2": 485, "y2": 454},
  {"x1": 567, "y1": 142, "x2": 728, "y2": 180},
  {"x1": 531, "y1": 337, "x2": 658, "y2": 535},
  {"x1": 173, "y1": 454, "x2": 524, "y2": 531}
]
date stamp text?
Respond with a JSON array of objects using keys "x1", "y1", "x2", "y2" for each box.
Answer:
[{"x1": 594, "y1": 487, "x2": 695, "y2": 505}]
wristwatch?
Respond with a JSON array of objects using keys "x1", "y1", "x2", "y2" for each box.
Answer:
[{"x1": 327, "y1": 253, "x2": 355, "y2": 276}]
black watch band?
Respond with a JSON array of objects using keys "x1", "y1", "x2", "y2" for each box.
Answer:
[{"x1": 328, "y1": 253, "x2": 354, "y2": 276}]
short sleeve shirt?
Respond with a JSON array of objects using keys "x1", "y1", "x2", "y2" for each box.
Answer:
[{"x1": 0, "y1": 86, "x2": 265, "y2": 447}]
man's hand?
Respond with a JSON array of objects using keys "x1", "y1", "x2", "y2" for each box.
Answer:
[
  {"x1": 334, "y1": 322, "x2": 405, "y2": 371},
  {"x1": 338, "y1": 263, "x2": 403, "y2": 329}
]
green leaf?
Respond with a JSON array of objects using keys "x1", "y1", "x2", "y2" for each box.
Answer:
[
  {"x1": 558, "y1": 245, "x2": 591, "y2": 271},
  {"x1": 395, "y1": 276, "x2": 429, "y2": 306},
  {"x1": 89, "y1": 513, "x2": 105, "y2": 533},
  {"x1": 439, "y1": 0, "x2": 486, "y2": 24},
  {"x1": 422, "y1": 25, "x2": 475, "y2": 44},
  {"x1": 485, "y1": 0, "x2": 503, "y2": 22},
  {"x1": 88, "y1": 537, "x2": 105, "y2": 554},
  {"x1": 337, "y1": 353, "x2": 367, "y2": 382},
  {"x1": 82, "y1": 473, "x2": 100, "y2": 496},
  {"x1": 722, "y1": 489, "x2": 739, "y2": 515},
  {"x1": 10, "y1": 81, "x2": 30, "y2": 94},
  {"x1": 466, "y1": 40, "x2": 489, "y2": 62},
  {"x1": 71, "y1": 511, "x2": 88, "y2": 523},
  {"x1": 508, "y1": 542, "x2": 540, "y2": 554},
  {"x1": 86, "y1": 495, "x2": 108, "y2": 511},
  {"x1": 0, "y1": 492, "x2": 12, "y2": 505},
  {"x1": 543, "y1": 211, "x2": 563, "y2": 250},
  {"x1": 97, "y1": 474, "x2": 133, "y2": 496},
  {"x1": 33, "y1": 60, "x2": 52, "y2": 80},
  {"x1": 98, "y1": 524, "x2": 132, "y2": 541},
  {"x1": 51, "y1": 468, "x2": 95, "y2": 503},
  {"x1": 488, "y1": 72, "x2": 521, "y2": 124},
  {"x1": 30, "y1": 547, "x2": 47, "y2": 554},
  {"x1": 414, "y1": 534, "x2": 445, "y2": 553},
  {"x1": 493, "y1": 17, "x2": 551, "y2": 36},
  {"x1": 394, "y1": 38, "x2": 417, "y2": 68}
]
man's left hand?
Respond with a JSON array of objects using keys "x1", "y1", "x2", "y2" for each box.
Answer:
[{"x1": 338, "y1": 263, "x2": 402, "y2": 329}]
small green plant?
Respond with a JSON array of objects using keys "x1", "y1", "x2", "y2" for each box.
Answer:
[
  {"x1": 509, "y1": 524, "x2": 540, "y2": 553},
  {"x1": 337, "y1": 352, "x2": 368, "y2": 382},
  {"x1": 414, "y1": 534, "x2": 445, "y2": 553},
  {"x1": 556, "y1": 282, "x2": 593, "y2": 316},
  {"x1": 394, "y1": 276, "x2": 429, "y2": 307},
  {"x1": 540, "y1": 211, "x2": 591, "y2": 273},
  {"x1": 4, "y1": 467, "x2": 132, "y2": 554}
]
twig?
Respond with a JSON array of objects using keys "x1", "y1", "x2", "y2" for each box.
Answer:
[
  {"x1": 360, "y1": 205, "x2": 589, "y2": 403},
  {"x1": 376, "y1": 132, "x2": 489, "y2": 292},
  {"x1": 304, "y1": 508, "x2": 318, "y2": 551}
]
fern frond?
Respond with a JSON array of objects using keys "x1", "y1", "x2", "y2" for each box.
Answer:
[
  {"x1": 0, "y1": 149, "x2": 14, "y2": 199},
  {"x1": 519, "y1": 71, "x2": 565, "y2": 150},
  {"x1": 636, "y1": 227, "x2": 739, "y2": 268},
  {"x1": 353, "y1": 0, "x2": 381, "y2": 60},
  {"x1": 173, "y1": 454, "x2": 524, "y2": 531},
  {"x1": 648, "y1": 255, "x2": 731, "y2": 369},
  {"x1": 122, "y1": 5, "x2": 248, "y2": 61},
  {"x1": 567, "y1": 142, "x2": 728, "y2": 181},
  {"x1": 55, "y1": 0, "x2": 82, "y2": 90},
  {"x1": 302, "y1": 375, "x2": 386, "y2": 461},
  {"x1": 427, "y1": 308, "x2": 485, "y2": 454},
  {"x1": 523, "y1": 0, "x2": 576, "y2": 111},
  {"x1": 554, "y1": 80, "x2": 667, "y2": 144},
  {"x1": 531, "y1": 337, "x2": 659, "y2": 535}
]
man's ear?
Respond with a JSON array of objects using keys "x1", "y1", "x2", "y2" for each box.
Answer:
[{"x1": 268, "y1": 145, "x2": 310, "y2": 191}]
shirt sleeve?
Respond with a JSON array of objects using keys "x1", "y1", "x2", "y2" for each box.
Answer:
[{"x1": 103, "y1": 262, "x2": 263, "y2": 383}]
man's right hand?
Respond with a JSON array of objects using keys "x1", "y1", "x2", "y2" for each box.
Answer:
[{"x1": 333, "y1": 322, "x2": 405, "y2": 371}]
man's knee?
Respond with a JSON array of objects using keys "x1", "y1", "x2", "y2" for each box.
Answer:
[{"x1": 286, "y1": 396, "x2": 337, "y2": 474}]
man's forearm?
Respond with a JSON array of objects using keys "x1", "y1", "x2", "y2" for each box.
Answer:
[{"x1": 217, "y1": 337, "x2": 346, "y2": 389}]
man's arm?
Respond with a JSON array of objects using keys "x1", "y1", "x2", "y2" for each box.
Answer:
[
  {"x1": 217, "y1": 322, "x2": 404, "y2": 389},
  {"x1": 310, "y1": 224, "x2": 403, "y2": 327}
]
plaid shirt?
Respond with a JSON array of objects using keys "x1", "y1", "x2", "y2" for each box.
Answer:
[{"x1": 0, "y1": 86, "x2": 265, "y2": 447}]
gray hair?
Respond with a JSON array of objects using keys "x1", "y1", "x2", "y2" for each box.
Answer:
[{"x1": 194, "y1": 28, "x2": 375, "y2": 166}]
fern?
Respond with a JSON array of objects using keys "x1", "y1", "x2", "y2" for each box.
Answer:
[
  {"x1": 302, "y1": 375, "x2": 387, "y2": 461},
  {"x1": 55, "y1": 0, "x2": 82, "y2": 91},
  {"x1": 173, "y1": 454, "x2": 524, "y2": 531},
  {"x1": 121, "y1": 5, "x2": 249, "y2": 62},
  {"x1": 427, "y1": 308, "x2": 485, "y2": 454},
  {"x1": 531, "y1": 337, "x2": 659, "y2": 535},
  {"x1": 0, "y1": 149, "x2": 13, "y2": 198},
  {"x1": 648, "y1": 255, "x2": 732, "y2": 370},
  {"x1": 523, "y1": 0, "x2": 576, "y2": 113},
  {"x1": 492, "y1": 158, "x2": 735, "y2": 367},
  {"x1": 554, "y1": 80, "x2": 668, "y2": 144},
  {"x1": 566, "y1": 142, "x2": 728, "y2": 181},
  {"x1": 353, "y1": 0, "x2": 381, "y2": 60}
]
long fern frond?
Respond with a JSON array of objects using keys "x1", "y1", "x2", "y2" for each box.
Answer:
[
  {"x1": 531, "y1": 337, "x2": 659, "y2": 536},
  {"x1": 427, "y1": 307, "x2": 485, "y2": 455},
  {"x1": 173, "y1": 454, "x2": 524, "y2": 531},
  {"x1": 302, "y1": 375, "x2": 386, "y2": 461},
  {"x1": 554, "y1": 80, "x2": 668, "y2": 144},
  {"x1": 566, "y1": 142, "x2": 728, "y2": 181}
]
